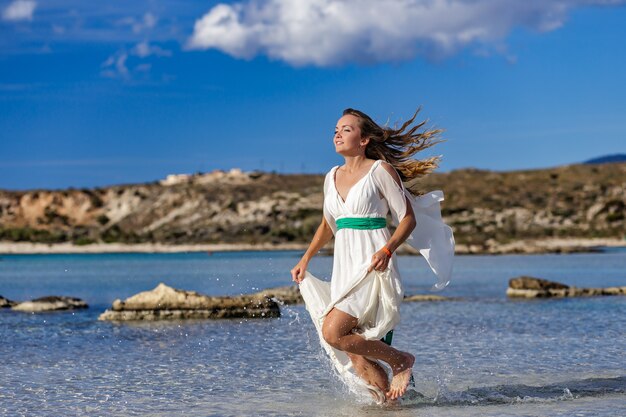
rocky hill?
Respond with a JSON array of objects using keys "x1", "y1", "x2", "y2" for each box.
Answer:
[
  {"x1": 584, "y1": 154, "x2": 626, "y2": 164},
  {"x1": 0, "y1": 164, "x2": 624, "y2": 249}
]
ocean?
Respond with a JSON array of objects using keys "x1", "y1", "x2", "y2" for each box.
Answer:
[{"x1": 1, "y1": 249, "x2": 625, "y2": 416}]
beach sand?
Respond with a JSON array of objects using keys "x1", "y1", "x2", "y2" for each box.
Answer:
[
  {"x1": 0, "y1": 241, "x2": 309, "y2": 254},
  {"x1": 0, "y1": 237, "x2": 624, "y2": 255}
]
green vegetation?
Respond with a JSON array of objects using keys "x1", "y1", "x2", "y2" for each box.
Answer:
[
  {"x1": 0, "y1": 227, "x2": 67, "y2": 243},
  {"x1": 101, "y1": 225, "x2": 141, "y2": 243},
  {"x1": 73, "y1": 237, "x2": 96, "y2": 245}
]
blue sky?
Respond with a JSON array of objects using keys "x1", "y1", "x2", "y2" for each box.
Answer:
[{"x1": 1, "y1": 0, "x2": 625, "y2": 190}]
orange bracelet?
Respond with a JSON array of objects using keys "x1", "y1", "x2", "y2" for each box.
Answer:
[{"x1": 382, "y1": 246, "x2": 392, "y2": 257}]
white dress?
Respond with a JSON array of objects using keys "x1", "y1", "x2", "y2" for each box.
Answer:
[{"x1": 298, "y1": 159, "x2": 455, "y2": 401}]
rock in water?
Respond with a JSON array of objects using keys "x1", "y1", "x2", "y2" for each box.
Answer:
[
  {"x1": 508, "y1": 276, "x2": 570, "y2": 291},
  {"x1": 12, "y1": 296, "x2": 88, "y2": 312},
  {"x1": 507, "y1": 276, "x2": 626, "y2": 298},
  {"x1": 1, "y1": 295, "x2": 17, "y2": 308},
  {"x1": 98, "y1": 283, "x2": 280, "y2": 321}
]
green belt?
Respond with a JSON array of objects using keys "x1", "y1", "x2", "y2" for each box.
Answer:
[
  {"x1": 336, "y1": 217, "x2": 386, "y2": 231},
  {"x1": 381, "y1": 330, "x2": 394, "y2": 345}
]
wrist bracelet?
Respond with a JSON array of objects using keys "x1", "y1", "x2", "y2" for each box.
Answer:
[{"x1": 382, "y1": 246, "x2": 392, "y2": 257}]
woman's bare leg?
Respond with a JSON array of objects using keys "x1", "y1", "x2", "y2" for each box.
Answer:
[
  {"x1": 322, "y1": 308, "x2": 414, "y2": 400},
  {"x1": 346, "y1": 352, "x2": 390, "y2": 393}
]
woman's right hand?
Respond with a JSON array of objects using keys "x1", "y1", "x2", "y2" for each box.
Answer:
[{"x1": 291, "y1": 260, "x2": 308, "y2": 284}]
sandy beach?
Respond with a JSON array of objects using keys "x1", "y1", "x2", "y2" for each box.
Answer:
[
  {"x1": 453, "y1": 237, "x2": 626, "y2": 254},
  {"x1": 0, "y1": 237, "x2": 624, "y2": 255},
  {"x1": 0, "y1": 241, "x2": 309, "y2": 254}
]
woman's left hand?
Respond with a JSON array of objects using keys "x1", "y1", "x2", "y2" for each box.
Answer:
[{"x1": 368, "y1": 249, "x2": 390, "y2": 273}]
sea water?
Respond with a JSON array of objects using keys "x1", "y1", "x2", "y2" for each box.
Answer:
[{"x1": 0, "y1": 250, "x2": 624, "y2": 416}]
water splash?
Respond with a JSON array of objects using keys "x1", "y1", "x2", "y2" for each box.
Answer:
[{"x1": 403, "y1": 376, "x2": 626, "y2": 408}]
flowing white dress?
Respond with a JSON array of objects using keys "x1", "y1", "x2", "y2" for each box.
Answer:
[{"x1": 298, "y1": 159, "x2": 455, "y2": 401}]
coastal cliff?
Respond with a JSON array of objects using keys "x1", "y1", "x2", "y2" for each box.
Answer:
[{"x1": 0, "y1": 163, "x2": 624, "y2": 251}]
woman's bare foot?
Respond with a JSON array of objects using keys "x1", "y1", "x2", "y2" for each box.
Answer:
[
  {"x1": 386, "y1": 352, "x2": 415, "y2": 400},
  {"x1": 347, "y1": 353, "x2": 390, "y2": 402}
]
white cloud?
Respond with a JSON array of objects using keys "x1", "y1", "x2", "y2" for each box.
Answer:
[
  {"x1": 186, "y1": 0, "x2": 626, "y2": 66},
  {"x1": 116, "y1": 53, "x2": 129, "y2": 75},
  {"x1": 132, "y1": 41, "x2": 172, "y2": 58},
  {"x1": 142, "y1": 12, "x2": 157, "y2": 29},
  {"x1": 101, "y1": 41, "x2": 171, "y2": 80},
  {"x1": 101, "y1": 50, "x2": 129, "y2": 79},
  {"x1": 117, "y1": 12, "x2": 158, "y2": 34},
  {"x1": 2, "y1": 0, "x2": 36, "y2": 22}
]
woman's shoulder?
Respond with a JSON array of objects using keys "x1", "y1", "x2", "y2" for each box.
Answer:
[
  {"x1": 372, "y1": 160, "x2": 403, "y2": 186},
  {"x1": 323, "y1": 165, "x2": 340, "y2": 191}
]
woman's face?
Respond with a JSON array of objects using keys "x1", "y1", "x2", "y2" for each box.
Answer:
[{"x1": 334, "y1": 114, "x2": 367, "y2": 155}]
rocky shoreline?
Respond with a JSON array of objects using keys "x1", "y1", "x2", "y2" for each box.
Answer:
[
  {"x1": 507, "y1": 276, "x2": 626, "y2": 298},
  {"x1": 1, "y1": 237, "x2": 624, "y2": 255},
  {"x1": 2, "y1": 163, "x2": 624, "y2": 250}
]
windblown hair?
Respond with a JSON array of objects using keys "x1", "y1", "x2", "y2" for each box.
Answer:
[{"x1": 343, "y1": 107, "x2": 444, "y2": 196}]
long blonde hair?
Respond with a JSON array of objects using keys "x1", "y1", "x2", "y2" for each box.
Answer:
[{"x1": 343, "y1": 108, "x2": 444, "y2": 196}]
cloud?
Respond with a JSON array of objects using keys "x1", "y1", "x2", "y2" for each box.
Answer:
[
  {"x1": 187, "y1": 0, "x2": 626, "y2": 66},
  {"x1": 2, "y1": 0, "x2": 36, "y2": 22},
  {"x1": 101, "y1": 50, "x2": 129, "y2": 79},
  {"x1": 132, "y1": 41, "x2": 172, "y2": 58},
  {"x1": 142, "y1": 12, "x2": 157, "y2": 30},
  {"x1": 117, "y1": 12, "x2": 158, "y2": 34},
  {"x1": 3, "y1": 5, "x2": 178, "y2": 48},
  {"x1": 102, "y1": 13, "x2": 165, "y2": 79},
  {"x1": 101, "y1": 41, "x2": 171, "y2": 79}
]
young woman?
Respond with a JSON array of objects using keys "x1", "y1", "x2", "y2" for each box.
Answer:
[{"x1": 291, "y1": 108, "x2": 454, "y2": 403}]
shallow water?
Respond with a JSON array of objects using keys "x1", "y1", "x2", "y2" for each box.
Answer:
[{"x1": 1, "y1": 250, "x2": 625, "y2": 416}]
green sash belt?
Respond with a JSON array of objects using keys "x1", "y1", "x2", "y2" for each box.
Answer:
[
  {"x1": 381, "y1": 330, "x2": 393, "y2": 345},
  {"x1": 336, "y1": 217, "x2": 386, "y2": 231}
]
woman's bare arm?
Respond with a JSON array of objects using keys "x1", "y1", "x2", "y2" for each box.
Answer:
[
  {"x1": 368, "y1": 196, "x2": 416, "y2": 273},
  {"x1": 291, "y1": 216, "x2": 334, "y2": 283},
  {"x1": 383, "y1": 195, "x2": 416, "y2": 253},
  {"x1": 368, "y1": 162, "x2": 417, "y2": 272}
]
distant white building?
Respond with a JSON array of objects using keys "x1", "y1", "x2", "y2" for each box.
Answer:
[
  {"x1": 159, "y1": 174, "x2": 192, "y2": 186},
  {"x1": 160, "y1": 168, "x2": 250, "y2": 186}
]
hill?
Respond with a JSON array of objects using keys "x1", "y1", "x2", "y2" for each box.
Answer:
[
  {"x1": 0, "y1": 164, "x2": 624, "y2": 251},
  {"x1": 584, "y1": 154, "x2": 626, "y2": 164}
]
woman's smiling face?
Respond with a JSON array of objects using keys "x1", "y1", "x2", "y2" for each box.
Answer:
[{"x1": 334, "y1": 114, "x2": 366, "y2": 155}]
